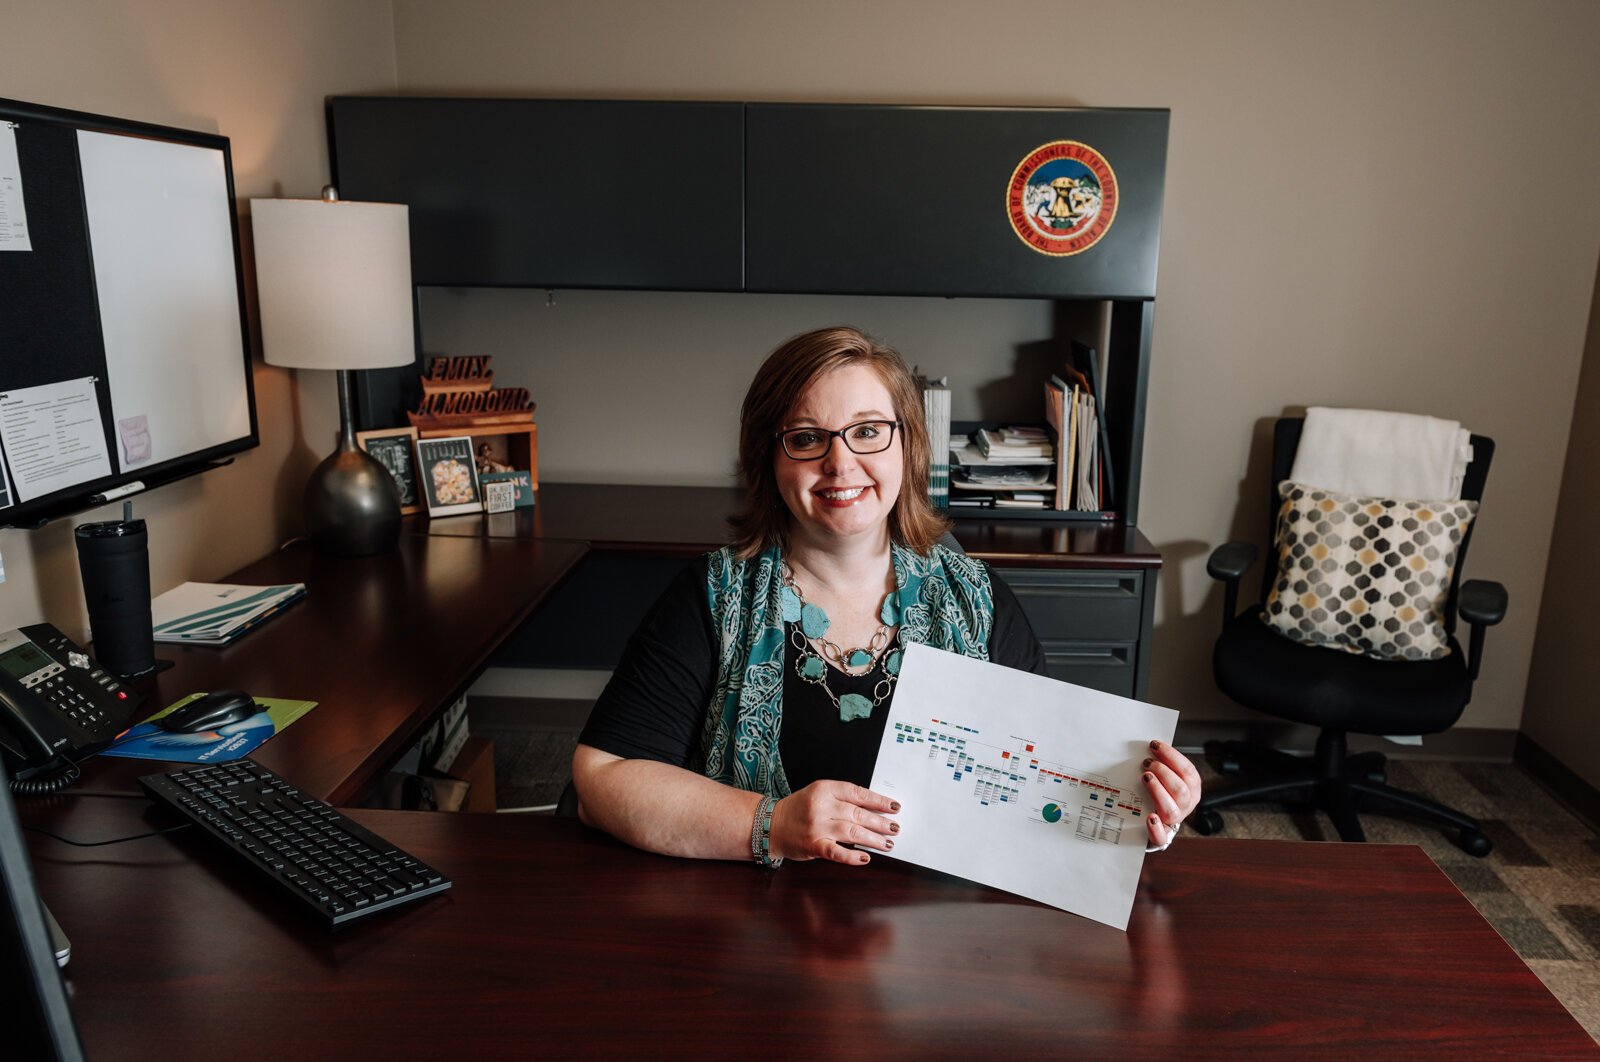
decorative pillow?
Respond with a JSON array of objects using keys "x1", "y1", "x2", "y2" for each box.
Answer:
[{"x1": 1260, "y1": 481, "x2": 1477, "y2": 661}]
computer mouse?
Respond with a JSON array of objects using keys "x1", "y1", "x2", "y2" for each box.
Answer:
[{"x1": 158, "y1": 691, "x2": 260, "y2": 733}]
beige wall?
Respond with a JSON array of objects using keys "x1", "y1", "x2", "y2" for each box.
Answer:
[
  {"x1": 1522, "y1": 259, "x2": 1600, "y2": 788},
  {"x1": 391, "y1": 0, "x2": 1600, "y2": 730},
  {"x1": 0, "y1": 0, "x2": 397, "y2": 641}
]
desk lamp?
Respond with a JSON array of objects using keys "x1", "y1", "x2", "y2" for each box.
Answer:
[{"x1": 252, "y1": 188, "x2": 414, "y2": 556}]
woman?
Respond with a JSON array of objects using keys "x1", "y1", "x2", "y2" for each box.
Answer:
[{"x1": 573, "y1": 326, "x2": 1199, "y2": 867}]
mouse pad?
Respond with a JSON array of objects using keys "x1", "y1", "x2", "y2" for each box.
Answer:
[{"x1": 98, "y1": 695, "x2": 317, "y2": 763}]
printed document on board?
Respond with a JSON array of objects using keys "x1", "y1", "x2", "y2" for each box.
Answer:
[
  {"x1": 0, "y1": 378, "x2": 113, "y2": 502},
  {"x1": 869, "y1": 643, "x2": 1178, "y2": 930},
  {"x1": 0, "y1": 122, "x2": 31, "y2": 251}
]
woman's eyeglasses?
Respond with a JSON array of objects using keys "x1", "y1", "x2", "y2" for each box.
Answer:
[{"x1": 775, "y1": 420, "x2": 901, "y2": 461}]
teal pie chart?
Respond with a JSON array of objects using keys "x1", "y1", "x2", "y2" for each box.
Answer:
[{"x1": 1041, "y1": 803, "x2": 1063, "y2": 823}]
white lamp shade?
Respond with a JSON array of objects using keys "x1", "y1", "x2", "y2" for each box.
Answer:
[{"x1": 251, "y1": 196, "x2": 415, "y2": 370}]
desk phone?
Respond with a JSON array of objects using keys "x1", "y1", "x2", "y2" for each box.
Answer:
[{"x1": 0, "y1": 623, "x2": 140, "y2": 793}]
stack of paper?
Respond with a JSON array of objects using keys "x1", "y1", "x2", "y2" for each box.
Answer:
[{"x1": 151, "y1": 582, "x2": 307, "y2": 646}]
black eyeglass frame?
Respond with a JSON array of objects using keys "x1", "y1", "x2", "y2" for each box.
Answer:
[{"x1": 774, "y1": 420, "x2": 903, "y2": 461}]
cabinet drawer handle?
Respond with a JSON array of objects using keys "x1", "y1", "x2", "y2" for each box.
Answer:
[
  {"x1": 1013, "y1": 578, "x2": 1134, "y2": 596},
  {"x1": 1045, "y1": 645, "x2": 1132, "y2": 664}
]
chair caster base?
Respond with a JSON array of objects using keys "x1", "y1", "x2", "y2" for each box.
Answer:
[
  {"x1": 1190, "y1": 809, "x2": 1224, "y2": 836},
  {"x1": 1457, "y1": 830, "x2": 1493, "y2": 858}
]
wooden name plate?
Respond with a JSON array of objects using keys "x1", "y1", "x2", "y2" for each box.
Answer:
[
  {"x1": 411, "y1": 355, "x2": 535, "y2": 428},
  {"x1": 421, "y1": 355, "x2": 494, "y2": 394}
]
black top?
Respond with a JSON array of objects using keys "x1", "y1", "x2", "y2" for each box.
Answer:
[{"x1": 580, "y1": 557, "x2": 1048, "y2": 790}]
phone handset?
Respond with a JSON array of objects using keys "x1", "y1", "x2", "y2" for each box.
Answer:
[
  {"x1": 0, "y1": 624, "x2": 140, "y2": 795},
  {"x1": 0, "y1": 668, "x2": 82, "y2": 795}
]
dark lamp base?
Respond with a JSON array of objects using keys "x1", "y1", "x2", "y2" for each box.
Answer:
[{"x1": 305, "y1": 444, "x2": 402, "y2": 556}]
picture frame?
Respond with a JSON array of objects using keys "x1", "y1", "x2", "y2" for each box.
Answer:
[
  {"x1": 414, "y1": 434, "x2": 484, "y2": 517},
  {"x1": 355, "y1": 426, "x2": 424, "y2": 516}
]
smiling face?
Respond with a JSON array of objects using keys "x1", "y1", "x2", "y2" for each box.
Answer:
[{"x1": 774, "y1": 363, "x2": 905, "y2": 550}]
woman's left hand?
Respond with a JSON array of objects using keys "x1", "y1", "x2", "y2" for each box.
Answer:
[{"x1": 1141, "y1": 739, "x2": 1201, "y2": 848}]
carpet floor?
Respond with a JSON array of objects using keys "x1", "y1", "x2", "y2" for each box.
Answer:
[{"x1": 481, "y1": 709, "x2": 1599, "y2": 1041}]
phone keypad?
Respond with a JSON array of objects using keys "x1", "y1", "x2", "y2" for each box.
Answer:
[{"x1": 39, "y1": 675, "x2": 113, "y2": 735}]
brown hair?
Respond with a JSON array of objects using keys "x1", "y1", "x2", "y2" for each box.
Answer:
[{"x1": 728, "y1": 326, "x2": 950, "y2": 557}]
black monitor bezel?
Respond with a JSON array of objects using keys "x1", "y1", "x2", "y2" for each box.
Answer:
[{"x1": 0, "y1": 761, "x2": 87, "y2": 1061}]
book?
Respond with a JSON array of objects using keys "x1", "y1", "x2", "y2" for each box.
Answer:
[
  {"x1": 975, "y1": 427, "x2": 1052, "y2": 460},
  {"x1": 1044, "y1": 377, "x2": 1077, "y2": 510},
  {"x1": 1075, "y1": 389, "x2": 1098, "y2": 511},
  {"x1": 150, "y1": 582, "x2": 307, "y2": 647},
  {"x1": 949, "y1": 441, "x2": 1053, "y2": 468},
  {"x1": 951, "y1": 465, "x2": 1051, "y2": 491},
  {"x1": 1066, "y1": 341, "x2": 1115, "y2": 514},
  {"x1": 994, "y1": 494, "x2": 1049, "y2": 509}
]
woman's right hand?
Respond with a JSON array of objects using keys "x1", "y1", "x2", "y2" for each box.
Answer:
[{"x1": 769, "y1": 780, "x2": 901, "y2": 865}]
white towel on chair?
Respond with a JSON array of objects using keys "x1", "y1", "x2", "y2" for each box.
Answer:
[{"x1": 1290, "y1": 407, "x2": 1473, "y2": 500}]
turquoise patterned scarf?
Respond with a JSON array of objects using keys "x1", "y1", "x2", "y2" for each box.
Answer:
[{"x1": 698, "y1": 543, "x2": 993, "y2": 797}]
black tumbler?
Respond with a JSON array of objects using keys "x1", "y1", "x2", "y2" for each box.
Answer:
[{"x1": 74, "y1": 518, "x2": 155, "y2": 677}]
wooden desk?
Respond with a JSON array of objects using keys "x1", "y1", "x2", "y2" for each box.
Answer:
[
  {"x1": 92, "y1": 534, "x2": 586, "y2": 804},
  {"x1": 23, "y1": 803, "x2": 1593, "y2": 1058},
  {"x1": 422, "y1": 483, "x2": 1165, "y2": 696}
]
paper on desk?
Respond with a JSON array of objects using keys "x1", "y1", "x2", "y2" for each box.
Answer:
[{"x1": 869, "y1": 643, "x2": 1178, "y2": 930}]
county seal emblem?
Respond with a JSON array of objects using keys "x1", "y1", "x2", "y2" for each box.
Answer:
[{"x1": 1006, "y1": 141, "x2": 1117, "y2": 256}]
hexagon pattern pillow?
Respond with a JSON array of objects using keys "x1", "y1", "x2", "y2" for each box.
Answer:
[{"x1": 1261, "y1": 481, "x2": 1477, "y2": 661}]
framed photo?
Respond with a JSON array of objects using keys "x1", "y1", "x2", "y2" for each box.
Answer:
[
  {"x1": 415, "y1": 435, "x2": 484, "y2": 517},
  {"x1": 355, "y1": 426, "x2": 423, "y2": 516}
]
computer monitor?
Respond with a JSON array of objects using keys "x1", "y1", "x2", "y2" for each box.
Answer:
[
  {"x1": 0, "y1": 760, "x2": 86, "y2": 1061},
  {"x1": 0, "y1": 96, "x2": 258, "y2": 530}
]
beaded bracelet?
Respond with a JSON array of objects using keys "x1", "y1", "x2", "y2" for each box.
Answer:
[{"x1": 750, "y1": 794, "x2": 783, "y2": 869}]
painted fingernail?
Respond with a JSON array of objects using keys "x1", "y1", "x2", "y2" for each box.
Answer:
[
  {"x1": 885, "y1": 839, "x2": 895, "y2": 849},
  {"x1": 890, "y1": 822, "x2": 900, "y2": 833},
  {"x1": 890, "y1": 801, "x2": 901, "y2": 812},
  {"x1": 1145, "y1": 772, "x2": 1156, "y2": 783},
  {"x1": 860, "y1": 853, "x2": 871, "y2": 864},
  {"x1": 1142, "y1": 758, "x2": 1153, "y2": 769},
  {"x1": 1149, "y1": 739, "x2": 1161, "y2": 750}
]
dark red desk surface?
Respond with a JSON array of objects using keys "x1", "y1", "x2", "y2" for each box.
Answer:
[
  {"x1": 22, "y1": 805, "x2": 1593, "y2": 1059},
  {"x1": 95, "y1": 534, "x2": 585, "y2": 805},
  {"x1": 413, "y1": 481, "x2": 1163, "y2": 568}
]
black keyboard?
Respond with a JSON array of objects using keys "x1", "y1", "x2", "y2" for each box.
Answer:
[{"x1": 139, "y1": 760, "x2": 452, "y2": 928}]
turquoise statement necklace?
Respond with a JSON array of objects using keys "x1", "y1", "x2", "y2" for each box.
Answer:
[{"x1": 779, "y1": 561, "x2": 903, "y2": 723}]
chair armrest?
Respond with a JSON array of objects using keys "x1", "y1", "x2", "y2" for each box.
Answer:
[
  {"x1": 1457, "y1": 579, "x2": 1508, "y2": 684},
  {"x1": 1207, "y1": 542, "x2": 1259, "y2": 624},
  {"x1": 1207, "y1": 542, "x2": 1259, "y2": 583},
  {"x1": 1459, "y1": 579, "x2": 1508, "y2": 627}
]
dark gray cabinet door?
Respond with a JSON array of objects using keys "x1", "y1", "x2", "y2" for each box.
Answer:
[
  {"x1": 330, "y1": 98, "x2": 745, "y2": 291},
  {"x1": 745, "y1": 104, "x2": 1168, "y2": 299}
]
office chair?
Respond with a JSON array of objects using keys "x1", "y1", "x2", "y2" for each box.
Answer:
[{"x1": 1189, "y1": 418, "x2": 1508, "y2": 856}]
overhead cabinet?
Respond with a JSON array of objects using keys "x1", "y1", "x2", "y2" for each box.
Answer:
[{"x1": 329, "y1": 98, "x2": 1167, "y2": 300}]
